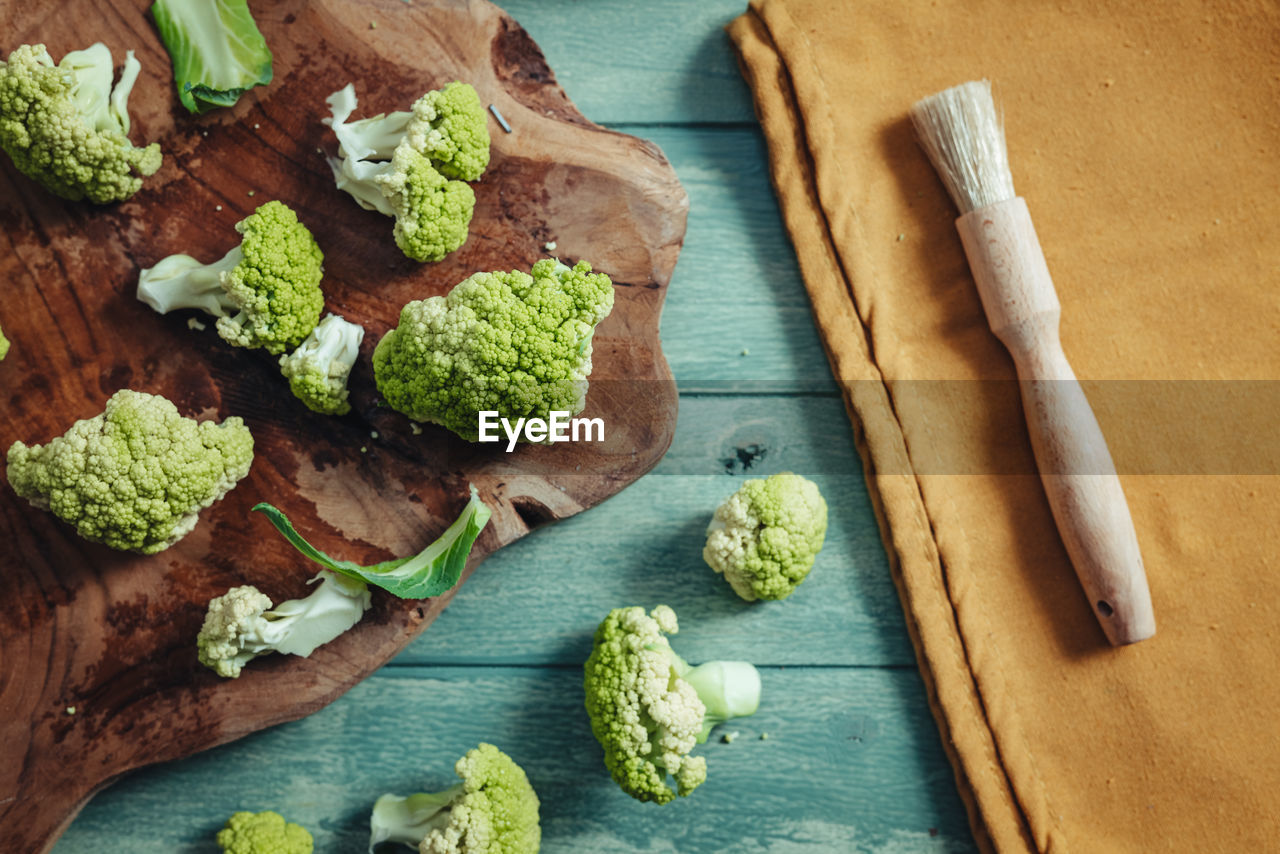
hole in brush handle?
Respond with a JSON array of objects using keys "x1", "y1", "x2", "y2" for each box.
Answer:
[{"x1": 1096, "y1": 600, "x2": 1114, "y2": 618}]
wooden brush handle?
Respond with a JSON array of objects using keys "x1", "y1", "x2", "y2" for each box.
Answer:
[{"x1": 957, "y1": 198, "x2": 1156, "y2": 645}]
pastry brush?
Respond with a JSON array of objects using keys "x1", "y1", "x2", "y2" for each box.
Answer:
[{"x1": 910, "y1": 80, "x2": 1155, "y2": 645}]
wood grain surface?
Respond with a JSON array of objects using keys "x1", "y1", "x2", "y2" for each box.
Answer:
[{"x1": 0, "y1": 1, "x2": 686, "y2": 850}]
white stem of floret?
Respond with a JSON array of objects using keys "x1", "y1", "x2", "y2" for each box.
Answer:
[
  {"x1": 109, "y1": 50, "x2": 142, "y2": 135},
  {"x1": 288, "y1": 313, "x2": 364, "y2": 375},
  {"x1": 326, "y1": 154, "x2": 396, "y2": 215},
  {"x1": 322, "y1": 84, "x2": 359, "y2": 129},
  {"x1": 323, "y1": 84, "x2": 412, "y2": 215},
  {"x1": 248, "y1": 570, "x2": 371, "y2": 658},
  {"x1": 367, "y1": 787, "x2": 463, "y2": 852},
  {"x1": 323, "y1": 83, "x2": 414, "y2": 161},
  {"x1": 680, "y1": 660, "x2": 762, "y2": 744},
  {"x1": 60, "y1": 43, "x2": 118, "y2": 134},
  {"x1": 343, "y1": 111, "x2": 414, "y2": 161},
  {"x1": 136, "y1": 246, "x2": 242, "y2": 317}
]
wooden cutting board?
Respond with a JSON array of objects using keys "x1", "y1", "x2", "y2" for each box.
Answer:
[{"x1": 0, "y1": 1, "x2": 686, "y2": 849}]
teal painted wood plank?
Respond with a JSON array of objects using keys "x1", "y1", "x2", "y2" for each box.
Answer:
[
  {"x1": 656, "y1": 394, "x2": 857, "y2": 477},
  {"x1": 402, "y1": 396, "x2": 912, "y2": 668},
  {"x1": 487, "y1": 4, "x2": 837, "y2": 389},
  {"x1": 499, "y1": 0, "x2": 757, "y2": 126},
  {"x1": 54, "y1": 667, "x2": 976, "y2": 854},
  {"x1": 646, "y1": 127, "x2": 837, "y2": 393},
  {"x1": 401, "y1": 475, "x2": 907, "y2": 668}
]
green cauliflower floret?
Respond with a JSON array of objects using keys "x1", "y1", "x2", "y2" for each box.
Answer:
[
  {"x1": 216, "y1": 200, "x2": 326, "y2": 353},
  {"x1": 5, "y1": 389, "x2": 253, "y2": 554},
  {"x1": 279, "y1": 312, "x2": 365, "y2": 416},
  {"x1": 402, "y1": 81, "x2": 491, "y2": 181},
  {"x1": 583, "y1": 605, "x2": 761, "y2": 804},
  {"x1": 196, "y1": 569, "x2": 371, "y2": 678},
  {"x1": 322, "y1": 81, "x2": 488, "y2": 262},
  {"x1": 0, "y1": 43, "x2": 162, "y2": 203},
  {"x1": 374, "y1": 144, "x2": 475, "y2": 262},
  {"x1": 217, "y1": 810, "x2": 313, "y2": 854},
  {"x1": 136, "y1": 199, "x2": 325, "y2": 354},
  {"x1": 368, "y1": 743, "x2": 540, "y2": 854},
  {"x1": 704, "y1": 472, "x2": 828, "y2": 601},
  {"x1": 372, "y1": 259, "x2": 614, "y2": 441},
  {"x1": 0, "y1": 321, "x2": 9, "y2": 361}
]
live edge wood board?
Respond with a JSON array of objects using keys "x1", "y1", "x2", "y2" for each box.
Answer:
[{"x1": 0, "y1": 1, "x2": 687, "y2": 849}]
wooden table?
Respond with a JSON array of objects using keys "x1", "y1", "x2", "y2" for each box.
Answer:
[{"x1": 52, "y1": 1, "x2": 978, "y2": 851}]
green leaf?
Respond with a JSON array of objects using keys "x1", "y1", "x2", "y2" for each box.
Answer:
[
  {"x1": 151, "y1": 0, "x2": 274, "y2": 114},
  {"x1": 252, "y1": 486, "x2": 493, "y2": 599}
]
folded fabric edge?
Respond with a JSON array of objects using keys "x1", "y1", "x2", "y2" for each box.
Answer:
[{"x1": 727, "y1": 8, "x2": 1034, "y2": 853}]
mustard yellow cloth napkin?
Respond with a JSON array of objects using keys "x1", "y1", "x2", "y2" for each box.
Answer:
[{"x1": 729, "y1": 2, "x2": 1280, "y2": 851}]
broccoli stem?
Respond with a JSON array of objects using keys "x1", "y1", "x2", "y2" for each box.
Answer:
[
  {"x1": 136, "y1": 246, "x2": 242, "y2": 316},
  {"x1": 674, "y1": 658, "x2": 762, "y2": 744},
  {"x1": 368, "y1": 785, "x2": 464, "y2": 851}
]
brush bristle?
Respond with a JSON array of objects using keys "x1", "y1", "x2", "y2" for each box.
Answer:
[{"x1": 910, "y1": 80, "x2": 1015, "y2": 214}]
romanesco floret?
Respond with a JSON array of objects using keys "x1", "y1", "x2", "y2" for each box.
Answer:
[
  {"x1": 704, "y1": 472, "x2": 828, "y2": 601},
  {"x1": 279, "y1": 312, "x2": 365, "y2": 416},
  {"x1": 136, "y1": 200, "x2": 325, "y2": 354},
  {"x1": 196, "y1": 569, "x2": 372, "y2": 678},
  {"x1": 322, "y1": 81, "x2": 488, "y2": 262},
  {"x1": 582, "y1": 605, "x2": 761, "y2": 804},
  {"x1": 372, "y1": 259, "x2": 615, "y2": 441},
  {"x1": 368, "y1": 743, "x2": 540, "y2": 854},
  {"x1": 0, "y1": 43, "x2": 162, "y2": 203},
  {"x1": 217, "y1": 810, "x2": 313, "y2": 854},
  {"x1": 5, "y1": 389, "x2": 253, "y2": 554}
]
